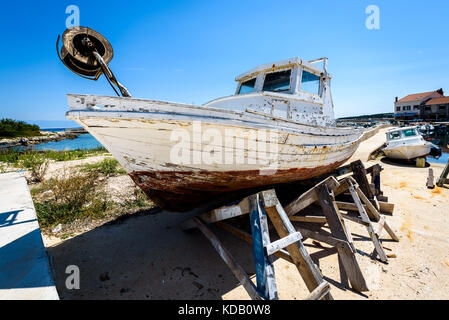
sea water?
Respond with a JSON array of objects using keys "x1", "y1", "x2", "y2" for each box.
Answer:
[{"x1": 20, "y1": 128, "x2": 103, "y2": 151}]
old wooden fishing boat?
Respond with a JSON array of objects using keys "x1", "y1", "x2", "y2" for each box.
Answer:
[{"x1": 59, "y1": 27, "x2": 364, "y2": 211}]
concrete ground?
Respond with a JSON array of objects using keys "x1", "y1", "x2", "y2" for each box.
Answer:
[
  {"x1": 0, "y1": 172, "x2": 59, "y2": 300},
  {"x1": 43, "y1": 128, "x2": 449, "y2": 300}
]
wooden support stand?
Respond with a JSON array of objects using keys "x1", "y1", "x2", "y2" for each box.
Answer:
[
  {"x1": 181, "y1": 160, "x2": 398, "y2": 298},
  {"x1": 436, "y1": 159, "x2": 449, "y2": 188},
  {"x1": 182, "y1": 190, "x2": 332, "y2": 300}
]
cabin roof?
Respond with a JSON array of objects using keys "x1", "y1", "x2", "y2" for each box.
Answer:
[
  {"x1": 235, "y1": 57, "x2": 325, "y2": 82},
  {"x1": 387, "y1": 126, "x2": 417, "y2": 133}
]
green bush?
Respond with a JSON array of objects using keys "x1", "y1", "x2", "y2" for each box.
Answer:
[
  {"x1": 82, "y1": 158, "x2": 127, "y2": 176},
  {"x1": 21, "y1": 153, "x2": 49, "y2": 182},
  {"x1": 34, "y1": 171, "x2": 111, "y2": 227},
  {"x1": 0, "y1": 118, "x2": 41, "y2": 138}
]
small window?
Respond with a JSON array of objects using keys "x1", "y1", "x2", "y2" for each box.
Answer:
[
  {"x1": 413, "y1": 105, "x2": 420, "y2": 110},
  {"x1": 388, "y1": 131, "x2": 402, "y2": 140},
  {"x1": 300, "y1": 70, "x2": 320, "y2": 95},
  {"x1": 425, "y1": 106, "x2": 431, "y2": 111},
  {"x1": 402, "y1": 129, "x2": 417, "y2": 137},
  {"x1": 263, "y1": 70, "x2": 291, "y2": 93},
  {"x1": 403, "y1": 106, "x2": 411, "y2": 111},
  {"x1": 239, "y1": 78, "x2": 256, "y2": 94},
  {"x1": 439, "y1": 105, "x2": 446, "y2": 110},
  {"x1": 396, "y1": 107, "x2": 401, "y2": 112}
]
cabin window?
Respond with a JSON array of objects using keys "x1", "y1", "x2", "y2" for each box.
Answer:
[
  {"x1": 300, "y1": 70, "x2": 320, "y2": 95},
  {"x1": 263, "y1": 70, "x2": 291, "y2": 93},
  {"x1": 402, "y1": 129, "x2": 417, "y2": 137},
  {"x1": 388, "y1": 131, "x2": 402, "y2": 140},
  {"x1": 239, "y1": 78, "x2": 256, "y2": 94}
]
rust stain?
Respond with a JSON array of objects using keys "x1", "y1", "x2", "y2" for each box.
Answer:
[
  {"x1": 444, "y1": 259, "x2": 449, "y2": 268},
  {"x1": 400, "y1": 216, "x2": 413, "y2": 242},
  {"x1": 413, "y1": 195, "x2": 426, "y2": 200},
  {"x1": 399, "y1": 181, "x2": 408, "y2": 189},
  {"x1": 431, "y1": 187, "x2": 442, "y2": 195},
  {"x1": 129, "y1": 158, "x2": 349, "y2": 212}
]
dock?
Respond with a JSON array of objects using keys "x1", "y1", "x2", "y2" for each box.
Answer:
[{"x1": 0, "y1": 172, "x2": 59, "y2": 300}]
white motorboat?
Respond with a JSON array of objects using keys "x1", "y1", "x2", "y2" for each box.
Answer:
[{"x1": 383, "y1": 127, "x2": 431, "y2": 160}]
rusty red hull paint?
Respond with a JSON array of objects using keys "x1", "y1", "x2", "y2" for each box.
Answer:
[{"x1": 129, "y1": 158, "x2": 348, "y2": 212}]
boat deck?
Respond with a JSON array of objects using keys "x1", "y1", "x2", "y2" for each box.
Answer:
[{"x1": 0, "y1": 172, "x2": 59, "y2": 300}]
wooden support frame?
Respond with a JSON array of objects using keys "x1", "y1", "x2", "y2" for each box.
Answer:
[
  {"x1": 315, "y1": 183, "x2": 369, "y2": 292},
  {"x1": 437, "y1": 159, "x2": 449, "y2": 187},
  {"x1": 346, "y1": 179, "x2": 388, "y2": 262},
  {"x1": 183, "y1": 189, "x2": 332, "y2": 300}
]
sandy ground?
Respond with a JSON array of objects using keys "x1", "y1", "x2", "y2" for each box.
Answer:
[{"x1": 42, "y1": 129, "x2": 449, "y2": 300}]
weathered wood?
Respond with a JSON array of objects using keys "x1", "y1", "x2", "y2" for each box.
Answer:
[
  {"x1": 181, "y1": 198, "x2": 249, "y2": 230},
  {"x1": 337, "y1": 200, "x2": 393, "y2": 216},
  {"x1": 305, "y1": 281, "x2": 331, "y2": 300},
  {"x1": 290, "y1": 216, "x2": 328, "y2": 223},
  {"x1": 347, "y1": 179, "x2": 388, "y2": 262},
  {"x1": 296, "y1": 227, "x2": 353, "y2": 251},
  {"x1": 248, "y1": 195, "x2": 278, "y2": 300},
  {"x1": 216, "y1": 222, "x2": 294, "y2": 264},
  {"x1": 354, "y1": 183, "x2": 399, "y2": 242},
  {"x1": 261, "y1": 190, "x2": 333, "y2": 300},
  {"x1": 265, "y1": 232, "x2": 303, "y2": 256},
  {"x1": 436, "y1": 160, "x2": 449, "y2": 187},
  {"x1": 340, "y1": 212, "x2": 370, "y2": 226},
  {"x1": 350, "y1": 160, "x2": 374, "y2": 200},
  {"x1": 284, "y1": 177, "x2": 340, "y2": 216},
  {"x1": 371, "y1": 164, "x2": 382, "y2": 196},
  {"x1": 191, "y1": 217, "x2": 261, "y2": 300},
  {"x1": 316, "y1": 183, "x2": 369, "y2": 292}
]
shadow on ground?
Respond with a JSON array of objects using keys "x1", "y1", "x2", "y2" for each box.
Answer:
[{"x1": 47, "y1": 207, "x2": 369, "y2": 300}]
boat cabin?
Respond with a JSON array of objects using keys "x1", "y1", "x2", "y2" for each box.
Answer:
[
  {"x1": 386, "y1": 127, "x2": 422, "y2": 142},
  {"x1": 203, "y1": 57, "x2": 336, "y2": 127}
]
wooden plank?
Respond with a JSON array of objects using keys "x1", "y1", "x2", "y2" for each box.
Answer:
[
  {"x1": 426, "y1": 168, "x2": 435, "y2": 189},
  {"x1": 296, "y1": 227, "x2": 353, "y2": 251},
  {"x1": 376, "y1": 215, "x2": 386, "y2": 237},
  {"x1": 379, "y1": 201, "x2": 394, "y2": 215},
  {"x1": 181, "y1": 198, "x2": 249, "y2": 230},
  {"x1": 316, "y1": 183, "x2": 369, "y2": 292},
  {"x1": 284, "y1": 176, "x2": 340, "y2": 216},
  {"x1": 350, "y1": 160, "x2": 374, "y2": 200},
  {"x1": 347, "y1": 179, "x2": 388, "y2": 263},
  {"x1": 305, "y1": 281, "x2": 331, "y2": 300},
  {"x1": 337, "y1": 201, "x2": 394, "y2": 216},
  {"x1": 290, "y1": 216, "x2": 327, "y2": 223},
  {"x1": 261, "y1": 190, "x2": 333, "y2": 300},
  {"x1": 340, "y1": 213, "x2": 370, "y2": 226},
  {"x1": 436, "y1": 160, "x2": 449, "y2": 187},
  {"x1": 216, "y1": 222, "x2": 294, "y2": 264},
  {"x1": 248, "y1": 195, "x2": 278, "y2": 300},
  {"x1": 265, "y1": 232, "x2": 303, "y2": 256},
  {"x1": 191, "y1": 217, "x2": 261, "y2": 300},
  {"x1": 355, "y1": 184, "x2": 400, "y2": 242}
]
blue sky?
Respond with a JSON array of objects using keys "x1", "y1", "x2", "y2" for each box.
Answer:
[{"x1": 0, "y1": 0, "x2": 448, "y2": 127}]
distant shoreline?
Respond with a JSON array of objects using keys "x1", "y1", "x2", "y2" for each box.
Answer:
[{"x1": 0, "y1": 130, "x2": 81, "y2": 149}]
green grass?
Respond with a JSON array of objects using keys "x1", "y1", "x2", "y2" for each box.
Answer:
[
  {"x1": 33, "y1": 171, "x2": 112, "y2": 228},
  {"x1": 0, "y1": 118, "x2": 41, "y2": 138},
  {"x1": 82, "y1": 158, "x2": 127, "y2": 176},
  {"x1": 0, "y1": 147, "x2": 107, "y2": 165}
]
